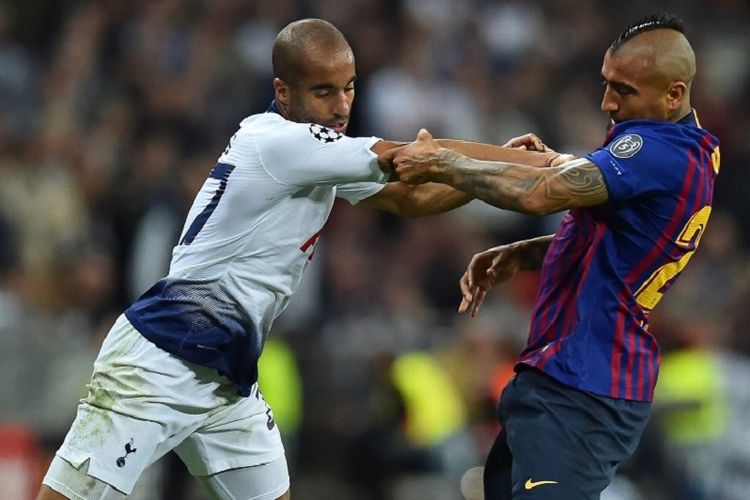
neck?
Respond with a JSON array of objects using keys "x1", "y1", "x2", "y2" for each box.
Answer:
[
  {"x1": 670, "y1": 102, "x2": 692, "y2": 122},
  {"x1": 278, "y1": 105, "x2": 292, "y2": 121},
  {"x1": 273, "y1": 100, "x2": 293, "y2": 121}
]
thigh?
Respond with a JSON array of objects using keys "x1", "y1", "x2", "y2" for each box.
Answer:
[
  {"x1": 196, "y1": 456, "x2": 290, "y2": 500},
  {"x1": 501, "y1": 370, "x2": 649, "y2": 499},
  {"x1": 484, "y1": 427, "x2": 513, "y2": 500},
  {"x1": 54, "y1": 401, "x2": 174, "y2": 496},
  {"x1": 175, "y1": 385, "x2": 286, "y2": 477},
  {"x1": 53, "y1": 315, "x2": 226, "y2": 495},
  {"x1": 42, "y1": 455, "x2": 127, "y2": 500}
]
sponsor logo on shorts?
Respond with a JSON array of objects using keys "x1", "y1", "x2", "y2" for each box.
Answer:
[
  {"x1": 524, "y1": 478, "x2": 558, "y2": 490},
  {"x1": 116, "y1": 438, "x2": 137, "y2": 468}
]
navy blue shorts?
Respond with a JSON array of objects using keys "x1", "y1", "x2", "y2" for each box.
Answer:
[{"x1": 484, "y1": 367, "x2": 651, "y2": 499}]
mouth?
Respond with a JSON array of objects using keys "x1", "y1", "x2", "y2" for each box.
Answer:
[{"x1": 331, "y1": 121, "x2": 348, "y2": 133}]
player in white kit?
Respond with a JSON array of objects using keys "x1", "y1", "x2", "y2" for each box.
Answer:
[{"x1": 38, "y1": 19, "x2": 559, "y2": 500}]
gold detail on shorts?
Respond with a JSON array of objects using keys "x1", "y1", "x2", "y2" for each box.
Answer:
[{"x1": 524, "y1": 478, "x2": 558, "y2": 490}]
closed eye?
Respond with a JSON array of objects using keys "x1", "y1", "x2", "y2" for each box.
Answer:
[{"x1": 601, "y1": 77, "x2": 636, "y2": 96}]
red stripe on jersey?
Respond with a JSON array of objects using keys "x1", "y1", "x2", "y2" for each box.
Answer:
[
  {"x1": 636, "y1": 334, "x2": 649, "y2": 401},
  {"x1": 612, "y1": 152, "x2": 699, "y2": 396},
  {"x1": 611, "y1": 310, "x2": 627, "y2": 398},
  {"x1": 624, "y1": 319, "x2": 638, "y2": 399},
  {"x1": 532, "y1": 217, "x2": 578, "y2": 346},
  {"x1": 540, "y1": 221, "x2": 607, "y2": 367},
  {"x1": 624, "y1": 154, "x2": 697, "y2": 286}
]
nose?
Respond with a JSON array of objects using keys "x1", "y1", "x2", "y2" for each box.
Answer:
[
  {"x1": 601, "y1": 87, "x2": 618, "y2": 113},
  {"x1": 332, "y1": 91, "x2": 351, "y2": 117}
]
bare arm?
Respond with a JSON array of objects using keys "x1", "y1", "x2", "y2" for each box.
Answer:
[
  {"x1": 386, "y1": 129, "x2": 608, "y2": 215},
  {"x1": 365, "y1": 136, "x2": 561, "y2": 217},
  {"x1": 433, "y1": 139, "x2": 560, "y2": 167},
  {"x1": 371, "y1": 139, "x2": 560, "y2": 167},
  {"x1": 514, "y1": 235, "x2": 554, "y2": 271},
  {"x1": 358, "y1": 182, "x2": 472, "y2": 217},
  {"x1": 439, "y1": 154, "x2": 608, "y2": 215},
  {"x1": 459, "y1": 235, "x2": 554, "y2": 316}
]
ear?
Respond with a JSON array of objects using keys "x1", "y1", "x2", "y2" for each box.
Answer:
[
  {"x1": 666, "y1": 81, "x2": 687, "y2": 111},
  {"x1": 273, "y1": 78, "x2": 290, "y2": 106}
]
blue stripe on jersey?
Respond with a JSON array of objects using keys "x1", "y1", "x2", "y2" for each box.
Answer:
[
  {"x1": 125, "y1": 278, "x2": 262, "y2": 396},
  {"x1": 179, "y1": 163, "x2": 235, "y2": 246},
  {"x1": 518, "y1": 114, "x2": 718, "y2": 402}
]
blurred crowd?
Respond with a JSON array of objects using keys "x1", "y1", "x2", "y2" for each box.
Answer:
[{"x1": 1, "y1": 1, "x2": 749, "y2": 499}]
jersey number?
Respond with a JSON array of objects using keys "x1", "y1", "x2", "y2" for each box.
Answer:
[
  {"x1": 179, "y1": 163, "x2": 235, "y2": 245},
  {"x1": 634, "y1": 206, "x2": 712, "y2": 311}
]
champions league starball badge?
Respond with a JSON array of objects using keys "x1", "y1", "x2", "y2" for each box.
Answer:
[
  {"x1": 308, "y1": 124, "x2": 343, "y2": 143},
  {"x1": 609, "y1": 134, "x2": 643, "y2": 158}
]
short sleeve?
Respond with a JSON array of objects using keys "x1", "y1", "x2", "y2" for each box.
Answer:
[
  {"x1": 256, "y1": 121, "x2": 389, "y2": 186},
  {"x1": 586, "y1": 129, "x2": 680, "y2": 201}
]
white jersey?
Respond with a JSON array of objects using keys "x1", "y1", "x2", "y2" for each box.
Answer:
[{"x1": 125, "y1": 107, "x2": 387, "y2": 395}]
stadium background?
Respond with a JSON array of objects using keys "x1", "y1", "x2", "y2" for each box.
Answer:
[{"x1": 1, "y1": 1, "x2": 748, "y2": 499}]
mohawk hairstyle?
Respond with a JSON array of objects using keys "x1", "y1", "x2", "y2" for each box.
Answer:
[{"x1": 610, "y1": 14, "x2": 685, "y2": 52}]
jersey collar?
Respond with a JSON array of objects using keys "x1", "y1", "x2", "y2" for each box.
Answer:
[
  {"x1": 604, "y1": 110, "x2": 699, "y2": 144},
  {"x1": 677, "y1": 110, "x2": 697, "y2": 126},
  {"x1": 266, "y1": 100, "x2": 282, "y2": 116}
]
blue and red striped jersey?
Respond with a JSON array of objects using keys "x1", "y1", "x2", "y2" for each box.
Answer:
[{"x1": 517, "y1": 112, "x2": 719, "y2": 402}]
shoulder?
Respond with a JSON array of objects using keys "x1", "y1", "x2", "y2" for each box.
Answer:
[
  {"x1": 245, "y1": 115, "x2": 351, "y2": 150},
  {"x1": 602, "y1": 121, "x2": 694, "y2": 165}
]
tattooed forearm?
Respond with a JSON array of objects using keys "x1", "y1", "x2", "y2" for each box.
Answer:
[{"x1": 441, "y1": 154, "x2": 608, "y2": 214}]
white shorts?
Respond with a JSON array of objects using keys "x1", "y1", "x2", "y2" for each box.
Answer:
[{"x1": 52, "y1": 315, "x2": 286, "y2": 495}]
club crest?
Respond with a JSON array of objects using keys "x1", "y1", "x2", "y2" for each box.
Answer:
[
  {"x1": 309, "y1": 124, "x2": 343, "y2": 144},
  {"x1": 609, "y1": 134, "x2": 643, "y2": 158}
]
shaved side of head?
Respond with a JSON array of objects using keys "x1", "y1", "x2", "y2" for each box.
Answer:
[
  {"x1": 610, "y1": 14, "x2": 696, "y2": 90},
  {"x1": 272, "y1": 18, "x2": 353, "y2": 87}
]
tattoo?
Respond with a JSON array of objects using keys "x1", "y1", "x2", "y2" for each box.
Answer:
[
  {"x1": 442, "y1": 155, "x2": 608, "y2": 214},
  {"x1": 551, "y1": 161, "x2": 608, "y2": 203}
]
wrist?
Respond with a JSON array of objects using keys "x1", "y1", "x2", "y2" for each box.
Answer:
[{"x1": 435, "y1": 149, "x2": 459, "y2": 184}]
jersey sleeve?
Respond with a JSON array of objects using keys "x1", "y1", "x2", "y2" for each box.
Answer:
[
  {"x1": 586, "y1": 128, "x2": 682, "y2": 201},
  {"x1": 335, "y1": 181, "x2": 387, "y2": 205},
  {"x1": 256, "y1": 121, "x2": 389, "y2": 186}
]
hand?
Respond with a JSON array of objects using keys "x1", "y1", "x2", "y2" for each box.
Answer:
[
  {"x1": 547, "y1": 153, "x2": 578, "y2": 167},
  {"x1": 502, "y1": 133, "x2": 550, "y2": 152},
  {"x1": 389, "y1": 129, "x2": 450, "y2": 185},
  {"x1": 458, "y1": 243, "x2": 522, "y2": 317},
  {"x1": 377, "y1": 144, "x2": 407, "y2": 175}
]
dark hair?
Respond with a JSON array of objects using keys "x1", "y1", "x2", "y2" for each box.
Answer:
[{"x1": 610, "y1": 14, "x2": 685, "y2": 52}]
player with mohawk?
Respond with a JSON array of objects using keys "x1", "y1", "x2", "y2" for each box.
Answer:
[{"x1": 384, "y1": 13, "x2": 719, "y2": 499}]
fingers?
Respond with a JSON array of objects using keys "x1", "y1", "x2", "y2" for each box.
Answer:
[
  {"x1": 388, "y1": 129, "x2": 441, "y2": 185},
  {"x1": 416, "y1": 128, "x2": 434, "y2": 143},
  {"x1": 458, "y1": 287, "x2": 487, "y2": 317},
  {"x1": 459, "y1": 271, "x2": 473, "y2": 303},
  {"x1": 501, "y1": 133, "x2": 550, "y2": 152},
  {"x1": 458, "y1": 252, "x2": 495, "y2": 315},
  {"x1": 470, "y1": 289, "x2": 487, "y2": 317},
  {"x1": 547, "y1": 153, "x2": 578, "y2": 168},
  {"x1": 459, "y1": 268, "x2": 483, "y2": 315},
  {"x1": 458, "y1": 297, "x2": 470, "y2": 314},
  {"x1": 377, "y1": 149, "x2": 396, "y2": 173}
]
